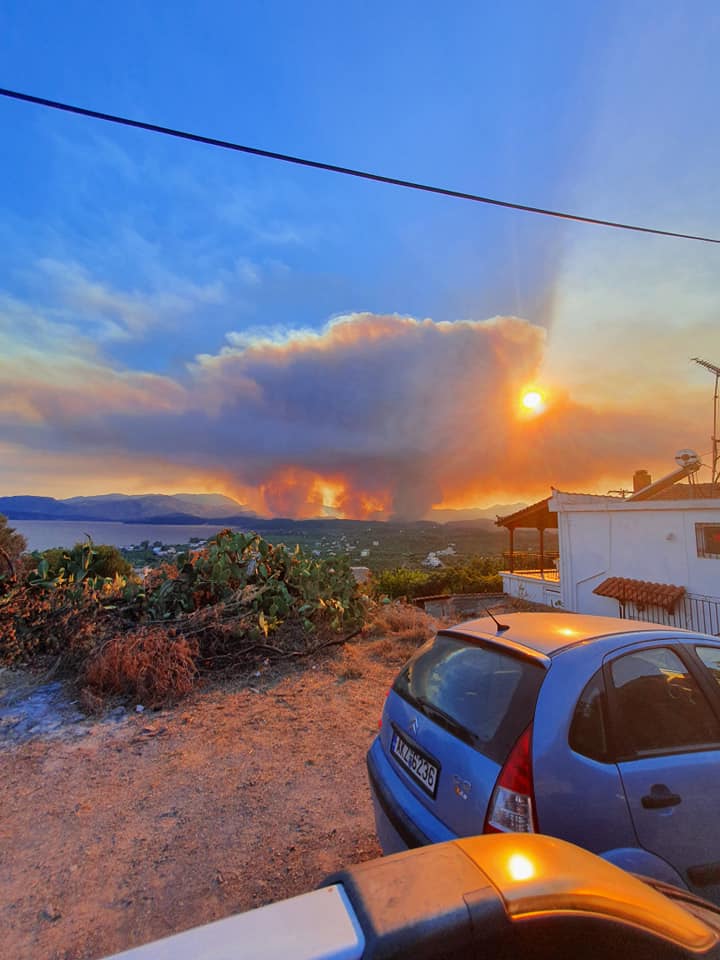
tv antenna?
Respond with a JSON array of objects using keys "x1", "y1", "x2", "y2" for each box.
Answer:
[{"x1": 692, "y1": 357, "x2": 720, "y2": 489}]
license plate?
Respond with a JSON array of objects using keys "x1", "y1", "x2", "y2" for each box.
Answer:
[{"x1": 391, "y1": 728, "x2": 439, "y2": 797}]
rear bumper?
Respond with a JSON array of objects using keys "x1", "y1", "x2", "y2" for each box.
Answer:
[
  {"x1": 366, "y1": 737, "x2": 456, "y2": 854},
  {"x1": 367, "y1": 743, "x2": 431, "y2": 851}
]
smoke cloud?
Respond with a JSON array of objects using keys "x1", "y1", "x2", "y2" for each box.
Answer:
[{"x1": 1, "y1": 311, "x2": 700, "y2": 517}]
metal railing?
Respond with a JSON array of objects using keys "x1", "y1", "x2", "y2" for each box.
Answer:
[
  {"x1": 619, "y1": 592, "x2": 720, "y2": 635},
  {"x1": 502, "y1": 552, "x2": 560, "y2": 581}
]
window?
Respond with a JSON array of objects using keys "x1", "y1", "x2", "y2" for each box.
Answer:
[
  {"x1": 696, "y1": 646, "x2": 720, "y2": 689},
  {"x1": 393, "y1": 634, "x2": 545, "y2": 765},
  {"x1": 696, "y1": 523, "x2": 720, "y2": 559},
  {"x1": 609, "y1": 647, "x2": 720, "y2": 758},
  {"x1": 569, "y1": 669, "x2": 609, "y2": 762}
]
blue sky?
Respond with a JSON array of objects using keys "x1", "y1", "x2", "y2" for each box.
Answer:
[{"x1": 1, "y1": 2, "x2": 719, "y2": 516}]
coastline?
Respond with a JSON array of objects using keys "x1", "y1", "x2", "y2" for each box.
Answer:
[{"x1": 9, "y1": 519, "x2": 234, "y2": 552}]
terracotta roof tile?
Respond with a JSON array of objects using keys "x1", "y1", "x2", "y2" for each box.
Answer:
[
  {"x1": 645, "y1": 482, "x2": 719, "y2": 501},
  {"x1": 593, "y1": 576, "x2": 686, "y2": 613}
]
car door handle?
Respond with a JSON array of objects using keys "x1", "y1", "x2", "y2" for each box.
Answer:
[{"x1": 641, "y1": 784, "x2": 682, "y2": 809}]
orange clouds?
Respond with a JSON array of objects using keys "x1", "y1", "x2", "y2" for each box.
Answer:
[
  {"x1": 1, "y1": 310, "x2": 705, "y2": 516},
  {"x1": 0, "y1": 354, "x2": 186, "y2": 424}
]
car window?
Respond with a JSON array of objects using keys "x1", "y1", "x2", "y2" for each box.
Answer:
[
  {"x1": 569, "y1": 668, "x2": 609, "y2": 762},
  {"x1": 609, "y1": 647, "x2": 720, "y2": 758},
  {"x1": 392, "y1": 633, "x2": 545, "y2": 765},
  {"x1": 696, "y1": 646, "x2": 720, "y2": 688}
]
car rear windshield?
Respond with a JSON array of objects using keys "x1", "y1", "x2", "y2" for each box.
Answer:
[{"x1": 392, "y1": 632, "x2": 546, "y2": 765}]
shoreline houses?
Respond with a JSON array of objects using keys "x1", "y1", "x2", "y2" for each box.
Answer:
[{"x1": 497, "y1": 452, "x2": 720, "y2": 635}]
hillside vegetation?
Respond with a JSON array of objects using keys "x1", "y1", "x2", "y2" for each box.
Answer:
[
  {"x1": 0, "y1": 528, "x2": 365, "y2": 705},
  {"x1": 0, "y1": 514, "x2": 27, "y2": 576},
  {"x1": 0, "y1": 510, "x2": 518, "y2": 707},
  {"x1": 373, "y1": 556, "x2": 503, "y2": 599}
]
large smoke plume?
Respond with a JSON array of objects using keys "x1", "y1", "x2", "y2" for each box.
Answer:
[{"x1": 1, "y1": 311, "x2": 696, "y2": 516}]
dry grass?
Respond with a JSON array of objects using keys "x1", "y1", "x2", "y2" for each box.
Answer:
[
  {"x1": 362, "y1": 601, "x2": 439, "y2": 643},
  {"x1": 358, "y1": 601, "x2": 439, "y2": 665},
  {"x1": 84, "y1": 627, "x2": 199, "y2": 706},
  {"x1": 505, "y1": 596, "x2": 563, "y2": 613},
  {"x1": 336, "y1": 643, "x2": 366, "y2": 680}
]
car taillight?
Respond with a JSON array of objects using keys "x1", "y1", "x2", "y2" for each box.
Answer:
[
  {"x1": 484, "y1": 725, "x2": 537, "y2": 834},
  {"x1": 378, "y1": 688, "x2": 390, "y2": 729}
]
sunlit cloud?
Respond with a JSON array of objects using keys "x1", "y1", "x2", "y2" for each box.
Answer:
[
  {"x1": 0, "y1": 352, "x2": 186, "y2": 424},
  {"x1": 2, "y1": 298, "x2": 706, "y2": 517}
]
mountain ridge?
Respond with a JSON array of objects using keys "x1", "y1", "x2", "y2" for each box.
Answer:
[
  {"x1": 0, "y1": 493, "x2": 527, "y2": 527},
  {"x1": 0, "y1": 493, "x2": 252, "y2": 523}
]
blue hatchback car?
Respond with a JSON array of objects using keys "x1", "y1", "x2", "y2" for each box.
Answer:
[{"x1": 367, "y1": 612, "x2": 720, "y2": 903}]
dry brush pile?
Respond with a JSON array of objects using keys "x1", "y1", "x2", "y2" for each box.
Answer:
[{"x1": 0, "y1": 530, "x2": 367, "y2": 706}]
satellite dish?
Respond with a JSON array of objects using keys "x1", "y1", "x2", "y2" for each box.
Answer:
[{"x1": 675, "y1": 449, "x2": 700, "y2": 468}]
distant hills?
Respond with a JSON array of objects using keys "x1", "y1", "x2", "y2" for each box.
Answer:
[
  {"x1": 0, "y1": 493, "x2": 527, "y2": 528},
  {"x1": 0, "y1": 493, "x2": 254, "y2": 524},
  {"x1": 428, "y1": 503, "x2": 527, "y2": 523}
]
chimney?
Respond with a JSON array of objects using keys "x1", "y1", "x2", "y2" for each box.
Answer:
[{"x1": 633, "y1": 469, "x2": 652, "y2": 493}]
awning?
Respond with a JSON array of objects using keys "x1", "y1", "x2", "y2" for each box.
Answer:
[
  {"x1": 593, "y1": 576, "x2": 686, "y2": 613},
  {"x1": 495, "y1": 498, "x2": 557, "y2": 530}
]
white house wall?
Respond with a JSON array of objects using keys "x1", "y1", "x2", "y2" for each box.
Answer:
[
  {"x1": 559, "y1": 512, "x2": 612, "y2": 614},
  {"x1": 555, "y1": 498, "x2": 720, "y2": 614},
  {"x1": 501, "y1": 573, "x2": 563, "y2": 608}
]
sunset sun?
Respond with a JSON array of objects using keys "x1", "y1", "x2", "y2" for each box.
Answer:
[{"x1": 521, "y1": 390, "x2": 545, "y2": 412}]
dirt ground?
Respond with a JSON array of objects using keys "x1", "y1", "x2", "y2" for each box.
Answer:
[{"x1": 1, "y1": 629, "x2": 428, "y2": 960}]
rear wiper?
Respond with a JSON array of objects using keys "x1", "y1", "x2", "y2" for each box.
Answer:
[{"x1": 414, "y1": 696, "x2": 472, "y2": 742}]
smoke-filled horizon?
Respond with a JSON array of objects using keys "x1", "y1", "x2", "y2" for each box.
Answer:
[{"x1": 0, "y1": 307, "x2": 711, "y2": 519}]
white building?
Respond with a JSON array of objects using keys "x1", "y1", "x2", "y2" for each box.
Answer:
[
  {"x1": 422, "y1": 552, "x2": 444, "y2": 568},
  {"x1": 499, "y1": 467, "x2": 720, "y2": 634}
]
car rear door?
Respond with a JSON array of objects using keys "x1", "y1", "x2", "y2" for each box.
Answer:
[
  {"x1": 382, "y1": 633, "x2": 547, "y2": 838},
  {"x1": 607, "y1": 642, "x2": 720, "y2": 902}
]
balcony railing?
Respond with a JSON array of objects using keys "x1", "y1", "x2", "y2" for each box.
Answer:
[
  {"x1": 502, "y1": 551, "x2": 560, "y2": 581},
  {"x1": 619, "y1": 592, "x2": 720, "y2": 635}
]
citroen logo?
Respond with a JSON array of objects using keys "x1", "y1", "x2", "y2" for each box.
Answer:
[
  {"x1": 409, "y1": 716, "x2": 419, "y2": 736},
  {"x1": 453, "y1": 775, "x2": 472, "y2": 801}
]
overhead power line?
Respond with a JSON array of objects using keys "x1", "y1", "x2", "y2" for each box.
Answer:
[{"x1": 1, "y1": 85, "x2": 719, "y2": 245}]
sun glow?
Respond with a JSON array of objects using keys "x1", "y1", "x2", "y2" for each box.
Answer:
[{"x1": 521, "y1": 390, "x2": 544, "y2": 411}]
